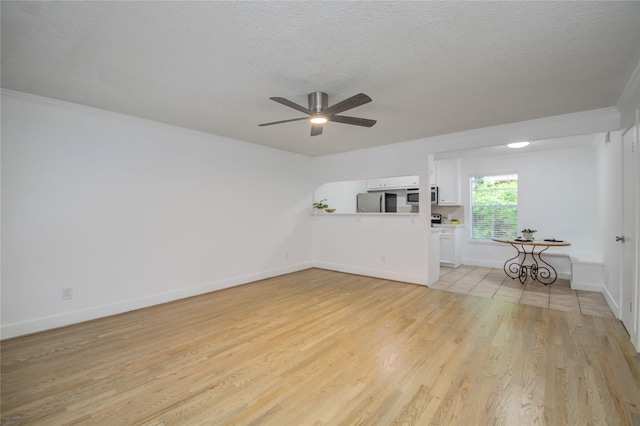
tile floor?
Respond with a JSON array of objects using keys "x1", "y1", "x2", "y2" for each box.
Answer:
[{"x1": 432, "y1": 265, "x2": 615, "y2": 319}]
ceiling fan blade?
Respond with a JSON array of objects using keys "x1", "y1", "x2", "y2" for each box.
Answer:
[
  {"x1": 258, "y1": 117, "x2": 309, "y2": 127},
  {"x1": 330, "y1": 115, "x2": 377, "y2": 127},
  {"x1": 269, "y1": 97, "x2": 311, "y2": 115},
  {"x1": 324, "y1": 93, "x2": 372, "y2": 116},
  {"x1": 311, "y1": 124, "x2": 323, "y2": 136}
]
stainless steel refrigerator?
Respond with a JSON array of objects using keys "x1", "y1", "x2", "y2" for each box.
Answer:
[{"x1": 356, "y1": 192, "x2": 397, "y2": 213}]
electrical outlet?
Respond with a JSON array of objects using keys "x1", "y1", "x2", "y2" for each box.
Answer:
[
  {"x1": 286, "y1": 252, "x2": 290, "y2": 261},
  {"x1": 381, "y1": 255, "x2": 386, "y2": 263},
  {"x1": 63, "y1": 288, "x2": 73, "y2": 300}
]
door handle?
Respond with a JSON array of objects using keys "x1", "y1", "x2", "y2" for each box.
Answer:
[{"x1": 616, "y1": 236, "x2": 625, "y2": 242}]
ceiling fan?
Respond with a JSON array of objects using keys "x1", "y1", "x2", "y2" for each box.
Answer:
[{"x1": 258, "y1": 91, "x2": 376, "y2": 136}]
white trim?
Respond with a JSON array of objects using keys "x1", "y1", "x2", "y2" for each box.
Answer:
[
  {"x1": 569, "y1": 282, "x2": 603, "y2": 292},
  {"x1": 312, "y1": 262, "x2": 429, "y2": 286},
  {"x1": 603, "y1": 284, "x2": 620, "y2": 319}
]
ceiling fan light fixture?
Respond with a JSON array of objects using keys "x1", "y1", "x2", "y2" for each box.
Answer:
[
  {"x1": 258, "y1": 92, "x2": 375, "y2": 137},
  {"x1": 507, "y1": 141, "x2": 531, "y2": 149},
  {"x1": 310, "y1": 115, "x2": 328, "y2": 124}
]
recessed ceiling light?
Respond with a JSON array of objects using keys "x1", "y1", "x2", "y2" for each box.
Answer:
[{"x1": 507, "y1": 141, "x2": 530, "y2": 149}]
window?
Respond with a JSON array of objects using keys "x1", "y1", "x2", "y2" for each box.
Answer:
[{"x1": 470, "y1": 174, "x2": 518, "y2": 239}]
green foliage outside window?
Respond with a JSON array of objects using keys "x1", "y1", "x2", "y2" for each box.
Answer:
[{"x1": 470, "y1": 174, "x2": 518, "y2": 239}]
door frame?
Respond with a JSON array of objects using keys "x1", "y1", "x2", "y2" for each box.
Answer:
[{"x1": 620, "y1": 115, "x2": 640, "y2": 351}]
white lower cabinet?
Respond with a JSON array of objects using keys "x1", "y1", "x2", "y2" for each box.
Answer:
[{"x1": 438, "y1": 226, "x2": 463, "y2": 267}]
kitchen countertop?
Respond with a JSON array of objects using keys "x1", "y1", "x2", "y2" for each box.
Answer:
[
  {"x1": 312, "y1": 212, "x2": 420, "y2": 216},
  {"x1": 432, "y1": 224, "x2": 464, "y2": 228}
]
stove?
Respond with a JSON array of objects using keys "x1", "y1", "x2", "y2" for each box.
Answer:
[{"x1": 431, "y1": 213, "x2": 442, "y2": 225}]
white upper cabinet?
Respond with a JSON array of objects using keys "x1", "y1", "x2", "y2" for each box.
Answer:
[
  {"x1": 367, "y1": 175, "x2": 419, "y2": 190},
  {"x1": 398, "y1": 175, "x2": 419, "y2": 188},
  {"x1": 435, "y1": 159, "x2": 461, "y2": 205},
  {"x1": 367, "y1": 177, "x2": 397, "y2": 190}
]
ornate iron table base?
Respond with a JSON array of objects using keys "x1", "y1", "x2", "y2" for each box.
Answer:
[{"x1": 503, "y1": 242, "x2": 557, "y2": 285}]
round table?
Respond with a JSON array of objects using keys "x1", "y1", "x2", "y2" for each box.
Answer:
[{"x1": 492, "y1": 238, "x2": 571, "y2": 285}]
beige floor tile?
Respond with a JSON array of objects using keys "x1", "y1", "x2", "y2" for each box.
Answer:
[
  {"x1": 457, "y1": 279, "x2": 484, "y2": 288},
  {"x1": 468, "y1": 287, "x2": 497, "y2": 299},
  {"x1": 524, "y1": 285, "x2": 550, "y2": 295},
  {"x1": 551, "y1": 295, "x2": 579, "y2": 305},
  {"x1": 553, "y1": 280, "x2": 572, "y2": 289},
  {"x1": 578, "y1": 297, "x2": 610, "y2": 307},
  {"x1": 449, "y1": 283, "x2": 476, "y2": 291},
  {"x1": 577, "y1": 290, "x2": 607, "y2": 300},
  {"x1": 550, "y1": 286, "x2": 576, "y2": 295},
  {"x1": 439, "y1": 265, "x2": 614, "y2": 318},
  {"x1": 430, "y1": 281, "x2": 453, "y2": 290},
  {"x1": 501, "y1": 280, "x2": 525, "y2": 290},
  {"x1": 476, "y1": 281, "x2": 502, "y2": 290},
  {"x1": 447, "y1": 286, "x2": 472, "y2": 295},
  {"x1": 439, "y1": 274, "x2": 466, "y2": 283},
  {"x1": 467, "y1": 271, "x2": 491, "y2": 279}
]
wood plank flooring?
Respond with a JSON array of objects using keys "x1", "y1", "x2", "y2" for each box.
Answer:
[{"x1": 2, "y1": 268, "x2": 639, "y2": 425}]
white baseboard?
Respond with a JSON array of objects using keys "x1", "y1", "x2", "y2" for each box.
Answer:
[
  {"x1": 569, "y1": 281, "x2": 603, "y2": 292},
  {"x1": 463, "y1": 257, "x2": 571, "y2": 280},
  {"x1": 462, "y1": 258, "x2": 505, "y2": 269},
  {"x1": 1, "y1": 262, "x2": 313, "y2": 339},
  {"x1": 602, "y1": 284, "x2": 620, "y2": 319},
  {"x1": 312, "y1": 262, "x2": 429, "y2": 286}
]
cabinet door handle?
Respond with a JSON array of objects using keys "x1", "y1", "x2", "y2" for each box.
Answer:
[{"x1": 615, "y1": 236, "x2": 625, "y2": 242}]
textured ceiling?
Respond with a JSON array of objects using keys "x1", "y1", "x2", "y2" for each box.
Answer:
[{"x1": 2, "y1": 1, "x2": 639, "y2": 156}]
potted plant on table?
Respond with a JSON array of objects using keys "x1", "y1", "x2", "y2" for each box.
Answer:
[
  {"x1": 521, "y1": 228, "x2": 537, "y2": 241},
  {"x1": 312, "y1": 199, "x2": 335, "y2": 213}
]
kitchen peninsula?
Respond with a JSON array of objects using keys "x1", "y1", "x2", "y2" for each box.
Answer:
[{"x1": 311, "y1": 174, "x2": 434, "y2": 287}]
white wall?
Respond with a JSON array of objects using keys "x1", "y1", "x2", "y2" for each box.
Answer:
[{"x1": 1, "y1": 91, "x2": 314, "y2": 338}]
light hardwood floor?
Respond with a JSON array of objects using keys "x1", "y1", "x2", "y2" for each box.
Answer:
[{"x1": 2, "y1": 268, "x2": 639, "y2": 425}]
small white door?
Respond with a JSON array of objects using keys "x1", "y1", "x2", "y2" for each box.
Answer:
[{"x1": 621, "y1": 121, "x2": 639, "y2": 349}]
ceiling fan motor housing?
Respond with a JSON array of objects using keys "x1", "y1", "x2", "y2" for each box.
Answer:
[{"x1": 309, "y1": 92, "x2": 328, "y2": 114}]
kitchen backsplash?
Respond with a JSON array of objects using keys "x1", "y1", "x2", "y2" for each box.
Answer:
[{"x1": 432, "y1": 205, "x2": 465, "y2": 224}]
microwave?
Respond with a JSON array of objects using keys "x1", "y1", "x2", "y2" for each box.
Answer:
[
  {"x1": 406, "y1": 188, "x2": 419, "y2": 205},
  {"x1": 430, "y1": 186, "x2": 438, "y2": 205},
  {"x1": 407, "y1": 187, "x2": 438, "y2": 205}
]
